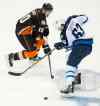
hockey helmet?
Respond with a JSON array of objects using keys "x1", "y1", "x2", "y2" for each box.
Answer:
[{"x1": 42, "y1": 3, "x2": 53, "y2": 11}]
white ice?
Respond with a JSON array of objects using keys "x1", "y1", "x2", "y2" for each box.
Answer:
[{"x1": 0, "y1": 0, "x2": 100, "y2": 106}]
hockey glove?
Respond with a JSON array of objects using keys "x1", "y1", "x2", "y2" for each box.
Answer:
[
  {"x1": 39, "y1": 27, "x2": 49, "y2": 37},
  {"x1": 54, "y1": 42, "x2": 65, "y2": 50},
  {"x1": 43, "y1": 27, "x2": 49, "y2": 37},
  {"x1": 43, "y1": 45, "x2": 51, "y2": 55}
]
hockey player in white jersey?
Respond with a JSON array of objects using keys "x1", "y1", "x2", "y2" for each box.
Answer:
[{"x1": 54, "y1": 15, "x2": 93, "y2": 94}]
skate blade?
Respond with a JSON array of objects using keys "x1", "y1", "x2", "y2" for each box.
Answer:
[{"x1": 60, "y1": 91, "x2": 74, "y2": 98}]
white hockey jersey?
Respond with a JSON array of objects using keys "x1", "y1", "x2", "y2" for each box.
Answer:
[{"x1": 62, "y1": 15, "x2": 89, "y2": 46}]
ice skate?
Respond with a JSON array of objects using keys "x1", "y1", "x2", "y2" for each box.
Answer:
[
  {"x1": 60, "y1": 77, "x2": 76, "y2": 98},
  {"x1": 8, "y1": 53, "x2": 15, "y2": 67},
  {"x1": 74, "y1": 73, "x2": 81, "y2": 85},
  {"x1": 60, "y1": 82, "x2": 74, "y2": 94},
  {"x1": 60, "y1": 73, "x2": 81, "y2": 97}
]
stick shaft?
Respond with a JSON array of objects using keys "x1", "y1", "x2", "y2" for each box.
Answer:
[{"x1": 48, "y1": 55, "x2": 54, "y2": 79}]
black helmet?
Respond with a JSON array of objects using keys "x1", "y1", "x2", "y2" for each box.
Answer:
[{"x1": 42, "y1": 3, "x2": 53, "y2": 11}]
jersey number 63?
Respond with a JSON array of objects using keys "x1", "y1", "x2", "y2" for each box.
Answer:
[{"x1": 72, "y1": 23, "x2": 84, "y2": 39}]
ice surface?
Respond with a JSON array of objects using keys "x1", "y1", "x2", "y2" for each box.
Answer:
[{"x1": 0, "y1": 0, "x2": 100, "y2": 106}]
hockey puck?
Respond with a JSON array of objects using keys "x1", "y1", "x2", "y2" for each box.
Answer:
[
  {"x1": 44, "y1": 97, "x2": 48, "y2": 100},
  {"x1": 51, "y1": 75, "x2": 54, "y2": 79}
]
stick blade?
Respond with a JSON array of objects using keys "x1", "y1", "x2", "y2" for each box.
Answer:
[{"x1": 8, "y1": 71, "x2": 22, "y2": 76}]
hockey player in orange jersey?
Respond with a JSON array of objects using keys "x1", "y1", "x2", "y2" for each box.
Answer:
[{"x1": 8, "y1": 3, "x2": 53, "y2": 67}]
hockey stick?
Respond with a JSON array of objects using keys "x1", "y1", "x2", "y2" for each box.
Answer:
[
  {"x1": 47, "y1": 46, "x2": 71, "y2": 79},
  {"x1": 8, "y1": 46, "x2": 71, "y2": 76},
  {"x1": 47, "y1": 55, "x2": 54, "y2": 79},
  {"x1": 8, "y1": 48, "x2": 56, "y2": 76}
]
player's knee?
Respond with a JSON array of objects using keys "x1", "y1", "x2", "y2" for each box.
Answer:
[{"x1": 85, "y1": 45, "x2": 92, "y2": 55}]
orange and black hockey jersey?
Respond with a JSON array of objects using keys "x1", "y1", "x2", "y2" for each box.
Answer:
[{"x1": 15, "y1": 8, "x2": 49, "y2": 37}]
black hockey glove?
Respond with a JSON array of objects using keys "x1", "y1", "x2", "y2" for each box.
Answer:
[
  {"x1": 43, "y1": 27, "x2": 49, "y2": 37},
  {"x1": 54, "y1": 42, "x2": 65, "y2": 50},
  {"x1": 38, "y1": 26, "x2": 49, "y2": 37},
  {"x1": 43, "y1": 45, "x2": 51, "y2": 55}
]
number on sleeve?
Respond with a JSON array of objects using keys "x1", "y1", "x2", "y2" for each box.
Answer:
[{"x1": 20, "y1": 14, "x2": 31, "y2": 23}]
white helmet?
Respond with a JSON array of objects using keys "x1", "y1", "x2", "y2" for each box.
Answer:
[{"x1": 54, "y1": 19, "x2": 65, "y2": 31}]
